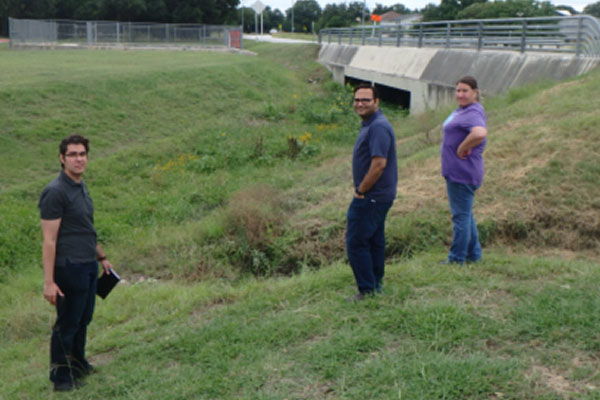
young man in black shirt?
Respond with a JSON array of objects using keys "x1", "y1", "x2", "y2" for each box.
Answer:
[{"x1": 39, "y1": 134, "x2": 113, "y2": 392}]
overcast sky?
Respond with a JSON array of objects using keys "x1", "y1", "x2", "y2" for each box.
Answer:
[{"x1": 246, "y1": 0, "x2": 594, "y2": 14}]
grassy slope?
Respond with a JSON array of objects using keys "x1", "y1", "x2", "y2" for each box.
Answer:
[
  {"x1": 2, "y1": 254, "x2": 600, "y2": 398},
  {"x1": 1, "y1": 41, "x2": 599, "y2": 398}
]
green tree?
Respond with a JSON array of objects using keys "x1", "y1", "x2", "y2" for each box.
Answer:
[
  {"x1": 0, "y1": 0, "x2": 241, "y2": 36},
  {"x1": 347, "y1": 1, "x2": 368, "y2": 24},
  {"x1": 319, "y1": 4, "x2": 349, "y2": 28},
  {"x1": 264, "y1": 7, "x2": 285, "y2": 32},
  {"x1": 457, "y1": 0, "x2": 556, "y2": 19},
  {"x1": 318, "y1": 1, "x2": 369, "y2": 29},
  {"x1": 284, "y1": 0, "x2": 321, "y2": 32},
  {"x1": 165, "y1": 0, "x2": 239, "y2": 24},
  {"x1": 583, "y1": 1, "x2": 600, "y2": 17},
  {"x1": 142, "y1": 0, "x2": 169, "y2": 22},
  {"x1": 239, "y1": 6, "x2": 283, "y2": 33},
  {"x1": 102, "y1": 0, "x2": 148, "y2": 21},
  {"x1": 373, "y1": 3, "x2": 412, "y2": 14},
  {"x1": 422, "y1": 0, "x2": 461, "y2": 21},
  {"x1": 1, "y1": 0, "x2": 58, "y2": 36}
]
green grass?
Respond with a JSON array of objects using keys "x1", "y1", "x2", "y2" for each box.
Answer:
[
  {"x1": 2, "y1": 252, "x2": 599, "y2": 398},
  {"x1": 1, "y1": 40, "x2": 600, "y2": 398}
]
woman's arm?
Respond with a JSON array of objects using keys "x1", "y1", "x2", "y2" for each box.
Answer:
[{"x1": 457, "y1": 126, "x2": 487, "y2": 159}]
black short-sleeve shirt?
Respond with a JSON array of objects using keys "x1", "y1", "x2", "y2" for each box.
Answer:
[{"x1": 39, "y1": 171, "x2": 97, "y2": 266}]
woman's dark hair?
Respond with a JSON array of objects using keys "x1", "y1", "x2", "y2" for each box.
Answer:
[
  {"x1": 457, "y1": 76, "x2": 478, "y2": 90},
  {"x1": 59, "y1": 134, "x2": 89, "y2": 168},
  {"x1": 457, "y1": 76, "x2": 480, "y2": 101}
]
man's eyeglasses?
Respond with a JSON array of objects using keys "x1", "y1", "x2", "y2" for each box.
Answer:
[
  {"x1": 64, "y1": 152, "x2": 87, "y2": 158},
  {"x1": 354, "y1": 98, "x2": 374, "y2": 104}
]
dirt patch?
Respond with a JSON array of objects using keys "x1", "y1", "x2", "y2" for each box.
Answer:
[
  {"x1": 89, "y1": 348, "x2": 117, "y2": 368},
  {"x1": 529, "y1": 365, "x2": 574, "y2": 395},
  {"x1": 396, "y1": 158, "x2": 446, "y2": 212},
  {"x1": 541, "y1": 80, "x2": 580, "y2": 97}
]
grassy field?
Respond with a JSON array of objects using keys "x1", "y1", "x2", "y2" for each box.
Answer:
[{"x1": 1, "y1": 40, "x2": 599, "y2": 399}]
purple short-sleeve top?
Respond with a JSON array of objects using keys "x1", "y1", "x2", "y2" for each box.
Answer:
[{"x1": 440, "y1": 102, "x2": 487, "y2": 186}]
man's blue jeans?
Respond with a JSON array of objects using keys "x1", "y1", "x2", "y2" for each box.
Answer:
[
  {"x1": 446, "y1": 179, "x2": 482, "y2": 263},
  {"x1": 50, "y1": 260, "x2": 97, "y2": 385},
  {"x1": 346, "y1": 197, "x2": 393, "y2": 294}
]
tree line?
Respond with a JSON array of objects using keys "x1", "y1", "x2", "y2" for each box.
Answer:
[
  {"x1": 242, "y1": 0, "x2": 585, "y2": 35},
  {"x1": 0, "y1": 0, "x2": 241, "y2": 36},
  {"x1": 2, "y1": 0, "x2": 598, "y2": 38}
]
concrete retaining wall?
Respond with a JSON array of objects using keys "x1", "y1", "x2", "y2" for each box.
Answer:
[{"x1": 318, "y1": 43, "x2": 600, "y2": 113}]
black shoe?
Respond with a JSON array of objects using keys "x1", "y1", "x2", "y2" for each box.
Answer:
[
  {"x1": 53, "y1": 380, "x2": 85, "y2": 392},
  {"x1": 73, "y1": 361, "x2": 96, "y2": 379},
  {"x1": 83, "y1": 364, "x2": 96, "y2": 376},
  {"x1": 54, "y1": 382, "x2": 76, "y2": 392}
]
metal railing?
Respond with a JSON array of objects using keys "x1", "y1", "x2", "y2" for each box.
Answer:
[
  {"x1": 319, "y1": 16, "x2": 600, "y2": 57},
  {"x1": 9, "y1": 18, "x2": 243, "y2": 49}
]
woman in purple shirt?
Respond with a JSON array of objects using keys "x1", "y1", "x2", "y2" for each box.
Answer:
[{"x1": 440, "y1": 76, "x2": 488, "y2": 264}]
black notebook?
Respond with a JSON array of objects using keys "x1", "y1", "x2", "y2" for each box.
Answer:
[{"x1": 97, "y1": 268, "x2": 120, "y2": 299}]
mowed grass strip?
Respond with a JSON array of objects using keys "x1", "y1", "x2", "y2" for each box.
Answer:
[{"x1": 1, "y1": 252, "x2": 599, "y2": 398}]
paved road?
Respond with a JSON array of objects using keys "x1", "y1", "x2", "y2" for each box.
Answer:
[{"x1": 244, "y1": 34, "x2": 316, "y2": 44}]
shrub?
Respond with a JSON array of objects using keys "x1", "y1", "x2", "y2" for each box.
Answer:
[{"x1": 223, "y1": 185, "x2": 288, "y2": 275}]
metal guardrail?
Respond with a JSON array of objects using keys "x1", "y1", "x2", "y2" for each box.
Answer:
[
  {"x1": 319, "y1": 16, "x2": 600, "y2": 57},
  {"x1": 9, "y1": 18, "x2": 243, "y2": 49}
]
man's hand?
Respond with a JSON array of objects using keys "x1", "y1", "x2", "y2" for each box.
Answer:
[
  {"x1": 100, "y1": 259, "x2": 113, "y2": 275},
  {"x1": 43, "y1": 281, "x2": 64, "y2": 306},
  {"x1": 354, "y1": 156, "x2": 387, "y2": 199}
]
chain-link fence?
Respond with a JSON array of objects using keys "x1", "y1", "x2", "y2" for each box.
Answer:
[{"x1": 9, "y1": 18, "x2": 243, "y2": 49}]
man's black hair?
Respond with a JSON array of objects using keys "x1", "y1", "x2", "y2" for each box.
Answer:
[
  {"x1": 59, "y1": 134, "x2": 89, "y2": 169},
  {"x1": 353, "y1": 83, "x2": 379, "y2": 100}
]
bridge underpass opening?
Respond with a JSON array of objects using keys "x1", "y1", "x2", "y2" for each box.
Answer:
[{"x1": 345, "y1": 77, "x2": 411, "y2": 111}]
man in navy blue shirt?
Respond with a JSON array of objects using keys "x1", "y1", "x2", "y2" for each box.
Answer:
[{"x1": 346, "y1": 83, "x2": 397, "y2": 301}]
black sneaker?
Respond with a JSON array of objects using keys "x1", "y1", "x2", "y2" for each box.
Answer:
[
  {"x1": 83, "y1": 364, "x2": 96, "y2": 376},
  {"x1": 54, "y1": 382, "x2": 76, "y2": 392},
  {"x1": 53, "y1": 380, "x2": 85, "y2": 392}
]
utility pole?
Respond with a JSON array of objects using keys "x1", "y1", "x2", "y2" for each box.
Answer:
[
  {"x1": 241, "y1": 1, "x2": 244, "y2": 33},
  {"x1": 291, "y1": 0, "x2": 295, "y2": 33},
  {"x1": 362, "y1": 0, "x2": 366, "y2": 27}
]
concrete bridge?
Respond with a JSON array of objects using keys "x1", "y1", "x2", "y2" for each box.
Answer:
[{"x1": 318, "y1": 16, "x2": 600, "y2": 113}]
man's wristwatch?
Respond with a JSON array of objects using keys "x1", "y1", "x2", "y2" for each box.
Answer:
[
  {"x1": 98, "y1": 256, "x2": 107, "y2": 261},
  {"x1": 355, "y1": 189, "x2": 365, "y2": 196}
]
